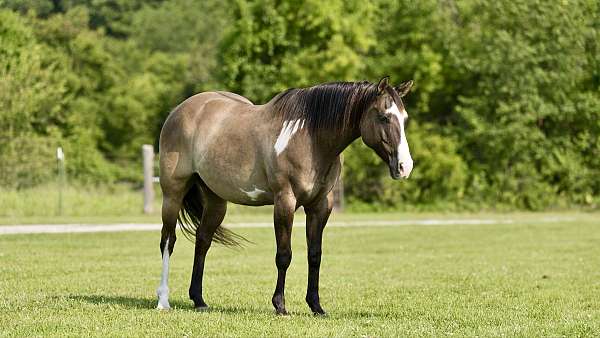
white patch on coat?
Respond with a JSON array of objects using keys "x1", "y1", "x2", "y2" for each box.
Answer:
[
  {"x1": 386, "y1": 103, "x2": 413, "y2": 178},
  {"x1": 156, "y1": 238, "x2": 171, "y2": 310},
  {"x1": 240, "y1": 187, "x2": 266, "y2": 201},
  {"x1": 274, "y1": 119, "x2": 304, "y2": 155}
]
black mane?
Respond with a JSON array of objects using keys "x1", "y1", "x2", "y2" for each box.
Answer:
[{"x1": 271, "y1": 81, "x2": 379, "y2": 134}]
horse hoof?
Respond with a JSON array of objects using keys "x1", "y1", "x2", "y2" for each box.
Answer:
[
  {"x1": 195, "y1": 305, "x2": 209, "y2": 312},
  {"x1": 156, "y1": 302, "x2": 171, "y2": 311},
  {"x1": 311, "y1": 305, "x2": 327, "y2": 316},
  {"x1": 275, "y1": 309, "x2": 289, "y2": 316}
]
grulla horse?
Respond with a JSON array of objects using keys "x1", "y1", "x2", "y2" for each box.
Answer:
[{"x1": 156, "y1": 76, "x2": 413, "y2": 315}]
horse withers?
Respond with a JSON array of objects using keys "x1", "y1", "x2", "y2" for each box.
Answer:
[{"x1": 156, "y1": 76, "x2": 414, "y2": 315}]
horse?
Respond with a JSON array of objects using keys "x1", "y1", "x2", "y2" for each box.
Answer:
[{"x1": 156, "y1": 76, "x2": 414, "y2": 315}]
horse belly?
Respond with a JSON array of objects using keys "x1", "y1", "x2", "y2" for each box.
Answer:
[
  {"x1": 200, "y1": 172, "x2": 274, "y2": 206},
  {"x1": 194, "y1": 150, "x2": 274, "y2": 206}
]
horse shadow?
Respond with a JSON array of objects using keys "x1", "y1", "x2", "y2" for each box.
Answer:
[
  {"x1": 67, "y1": 294, "x2": 164, "y2": 309},
  {"x1": 66, "y1": 294, "x2": 276, "y2": 316},
  {"x1": 66, "y1": 294, "x2": 385, "y2": 319}
]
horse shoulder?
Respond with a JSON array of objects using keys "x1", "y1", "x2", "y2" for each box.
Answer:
[{"x1": 270, "y1": 134, "x2": 341, "y2": 205}]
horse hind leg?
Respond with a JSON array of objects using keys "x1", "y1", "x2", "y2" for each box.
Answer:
[
  {"x1": 156, "y1": 176, "x2": 189, "y2": 310},
  {"x1": 187, "y1": 180, "x2": 227, "y2": 310}
]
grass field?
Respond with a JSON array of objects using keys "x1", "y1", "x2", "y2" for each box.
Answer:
[{"x1": 1, "y1": 214, "x2": 599, "y2": 336}]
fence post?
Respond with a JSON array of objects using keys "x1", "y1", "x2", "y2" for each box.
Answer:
[
  {"x1": 56, "y1": 147, "x2": 65, "y2": 216},
  {"x1": 143, "y1": 144, "x2": 155, "y2": 214}
]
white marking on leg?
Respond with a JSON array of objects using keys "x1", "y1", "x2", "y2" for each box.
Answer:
[
  {"x1": 156, "y1": 238, "x2": 171, "y2": 310},
  {"x1": 386, "y1": 103, "x2": 413, "y2": 178},
  {"x1": 240, "y1": 186, "x2": 267, "y2": 201},
  {"x1": 274, "y1": 119, "x2": 304, "y2": 156}
]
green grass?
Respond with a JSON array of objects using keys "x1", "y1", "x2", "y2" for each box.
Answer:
[
  {"x1": 0, "y1": 183, "x2": 272, "y2": 225},
  {"x1": 1, "y1": 214, "x2": 599, "y2": 336},
  {"x1": 2, "y1": 184, "x2": 598, "y2": 227},
  {"x1": 0, "y1": 183, "x2": 159, "y2": 218}
]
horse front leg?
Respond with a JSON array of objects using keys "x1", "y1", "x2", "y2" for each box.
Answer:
[
  {"x1": 304, "y1": 191, "x2": 333, "y2": 315},
  {"x1": 271, "y1": 191, "x2": 296, "y2": 315}
]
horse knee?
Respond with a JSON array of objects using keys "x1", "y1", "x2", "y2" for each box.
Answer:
[{"x1": 275, "y1": 250, "x2": 292, "y2": 270}]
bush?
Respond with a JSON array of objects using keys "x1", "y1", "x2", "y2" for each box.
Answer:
[{"x1": 344, "y1": 123, "x2": 467, "y2": 210}]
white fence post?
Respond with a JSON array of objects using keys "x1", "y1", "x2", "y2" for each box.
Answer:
[
  {"x1": 56, "y1": 147, "x2": 65, "y2": 216},
  {"x1": 142, "y1": 144, "x2": 155, "y2": 214}
]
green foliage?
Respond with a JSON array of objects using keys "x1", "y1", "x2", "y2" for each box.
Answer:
[
  {"x1": 442, "y1": 0, "x2": 600, "y2": 209},
  {"x1": 344, "y1": 123, "x2": 466, "y2": 211},
  {"x1": 218, "y1": 0, "x2": 375, "y2": 102},
  {"x1": 351, "y1": 0, "x2": 600, "y2": 210},
  {"x1": 0, "y1": 3, "x2": 220, "y2": 187},
  {"x1": 0, "y1": 10, "x2": 68, "y2": 187},
  {"x1": 0, "y1": 1, "x2": 598, "y2": 210},
  {"x1": 0, "y1": 0, "x2": 56, "y2": 17}
]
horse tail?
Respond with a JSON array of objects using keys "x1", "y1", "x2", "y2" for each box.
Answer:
[{"x1": 178, "y1": 174, "x2": 247, "y2": 247}]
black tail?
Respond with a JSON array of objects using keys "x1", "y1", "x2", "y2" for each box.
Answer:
[{"x1": 178, "y1": 175, "x2": 247, "y2": 247}]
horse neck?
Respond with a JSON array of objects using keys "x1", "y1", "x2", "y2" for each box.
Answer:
[{"x1": 313, "y1": 123, "x2": 361, "y2": 158}]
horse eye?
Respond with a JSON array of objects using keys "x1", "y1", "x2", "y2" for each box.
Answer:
[{"x1": 377, "y1": 114, "x2": 390, "y2": 123}]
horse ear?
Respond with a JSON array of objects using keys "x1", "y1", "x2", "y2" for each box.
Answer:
[
  {"x1": 394, "y1": 80, "x2": 414, "y2": 97},
  {"x1": 377, "y1": 76, "x2": 390, "y2": 94}
]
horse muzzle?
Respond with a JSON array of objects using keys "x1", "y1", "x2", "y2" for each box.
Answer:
[{"x1": 389, "y1": 156, "x2": 413, "y2": 180}]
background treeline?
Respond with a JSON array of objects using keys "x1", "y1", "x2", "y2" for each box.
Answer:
[{"x1": 1, "y1": 0, "x2": 598, "y2": 211}]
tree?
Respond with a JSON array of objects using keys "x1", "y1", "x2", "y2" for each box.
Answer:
[
  {"x1": 344, "y1": 0, "x2": 467, "y2": 210},
  {"x1": 442, "y1": 0, "x2": 600, "y2": 208},
  {"x1": 0, "y1": 10, "x2": 69, "y2": 187},
  {"x1": 218, "y1": 0, "x2": 376, "y2": 103}
]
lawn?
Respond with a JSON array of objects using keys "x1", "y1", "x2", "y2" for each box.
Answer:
[{"x1": 1, "y1": 214, "x2": 599, "y2": 336}]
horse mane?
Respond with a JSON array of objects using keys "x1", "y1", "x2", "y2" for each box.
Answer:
[{"x1": 270, "y1": 81, "x2": 379, "y2": 134}]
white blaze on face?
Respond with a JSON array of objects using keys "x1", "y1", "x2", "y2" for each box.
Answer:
[
  {"x1": 386, "y1": 103, "x2": 413, "y2": 178},
  {"x1": 274, "y1": 119, "x2": 304, "y2": 156},
  {"x1": 156, "y1": 238, "x2": 171, "y2": 310}
]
